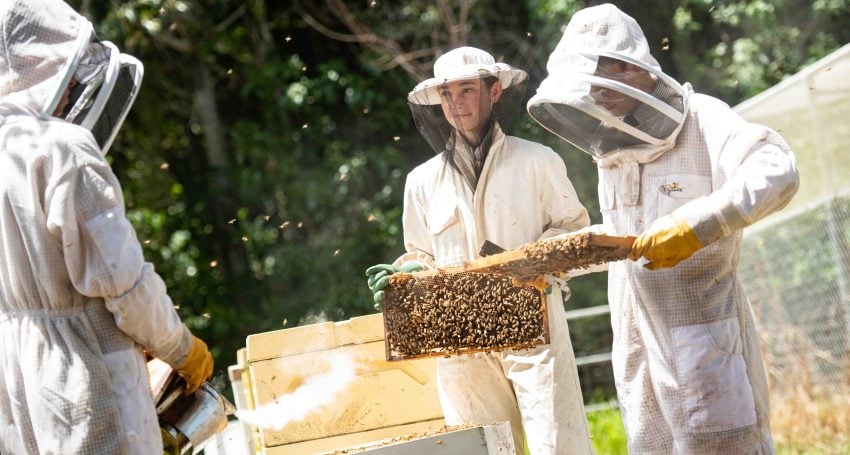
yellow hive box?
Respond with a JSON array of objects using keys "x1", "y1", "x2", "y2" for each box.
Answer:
[{"x1": 245, "y1": 313, "x2": 445, "y2": 454}]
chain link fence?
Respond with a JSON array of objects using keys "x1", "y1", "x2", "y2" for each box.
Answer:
[
  {"x1": 736, "y1": 43, "x2": 850, "y2": 399},
  {"x1": 740, "y1": 194, "x2": 850, "y2": 394}
]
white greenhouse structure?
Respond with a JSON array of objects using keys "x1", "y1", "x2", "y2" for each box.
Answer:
[{"x1": 735, "y1": 42, "x2": 850, "y2": 396}]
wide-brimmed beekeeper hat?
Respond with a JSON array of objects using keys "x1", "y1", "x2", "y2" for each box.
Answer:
[{"x1": 408, "y1": 47, "x2": 527, "y2": 105}]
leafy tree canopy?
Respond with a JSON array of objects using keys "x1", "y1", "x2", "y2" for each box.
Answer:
[{"x1": 69, "y1": 0, "x2": 848, "y2": 393}]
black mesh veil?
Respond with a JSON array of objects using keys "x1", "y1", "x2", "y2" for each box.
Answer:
[
  {"x1": 62, "y1": 37, "x2": 143, "y2": 155},
  {"x1": 528, "y1": 52, "x2": 687, "y2": 160},
  {"x1": 408, "y1": 47, "x2": 528, "y2": 189}
]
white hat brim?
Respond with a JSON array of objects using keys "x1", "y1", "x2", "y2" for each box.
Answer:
[{"x1": 408, "y1": 63, "x2": 527, "y2": 105}]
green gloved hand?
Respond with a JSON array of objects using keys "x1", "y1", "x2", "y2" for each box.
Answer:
[
  {"x1": 628, "y1": 214, "x2": 703, "y2": 270},
  {"x1": 365, "y1": 261, "x2": 423, "y2": 311}
]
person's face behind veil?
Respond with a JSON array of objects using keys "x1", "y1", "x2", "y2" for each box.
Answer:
[
  {"x1": 590, "y1": 56, "x2": 655, "y2": 118},
  {"x1": 437, "y1": 77, "x2": 502, "y2": 146},
  {"x1": 52, "y1": 77, "x2": 77, "y2": 116}
]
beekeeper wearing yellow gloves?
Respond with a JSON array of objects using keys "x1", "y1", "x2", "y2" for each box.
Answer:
[
  {"x1": 367, "y1": 46, "x2": 593, "y2": 454},
  {"x1": 528, "y1": 4, "x2": 799, "y2": 453},
  {"x1": 0, "y1": 1, "x2": 212, "y2": 453}
]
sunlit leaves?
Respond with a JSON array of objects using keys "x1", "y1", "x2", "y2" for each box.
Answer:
[
  {"x1": 68, "y1": 0, "x2": 849, "y2": 390},
  {"x1": 674, "y1": 0, "x2": 849, "y2": 101}
]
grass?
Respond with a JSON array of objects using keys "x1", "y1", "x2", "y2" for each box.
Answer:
[
  {"x1": 587, "y1": 406, "x2": 627, "y2": 454},
  {"x1": 586, "y1": 388, "x2": 850, "y2": 455},
  {"x1": 770, "y1": 386, "x2": 850, "y2": 455}
]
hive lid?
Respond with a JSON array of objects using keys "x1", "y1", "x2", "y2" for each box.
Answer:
[{"x1": 246, "y1": 314, "x2": 385, "y2": 362}]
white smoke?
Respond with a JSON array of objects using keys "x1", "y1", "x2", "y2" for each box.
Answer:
[{"x1": 235, "y1": 352, "x2": 357, "y2": 430}]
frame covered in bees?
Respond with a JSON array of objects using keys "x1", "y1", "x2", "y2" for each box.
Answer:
[
  {"x1": 382, "y1": 232, "x2": 634, "y2": 361},
  {"x1": 382, "y1": 271, "x2": 548, "y2": 361}
]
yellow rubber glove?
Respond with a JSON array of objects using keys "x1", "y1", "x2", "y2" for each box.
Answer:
[
  {"x1": 176, "y1": 336, "x2": 214, "y2": 394},
  {"x1": 628, "y1": 214, "x2": 703, "y2": 270}
]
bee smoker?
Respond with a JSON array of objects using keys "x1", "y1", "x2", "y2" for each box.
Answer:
[{"x1": 149, "y1": 360, "x2": 235, "y2": 454}]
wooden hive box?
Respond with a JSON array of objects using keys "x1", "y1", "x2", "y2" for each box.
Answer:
[
  {"x1": 321, "y1": 421, "x2": 516, "y2": 454},
  {"x1": 244, "y1": 314, "x2": 445, "y2": 455}
]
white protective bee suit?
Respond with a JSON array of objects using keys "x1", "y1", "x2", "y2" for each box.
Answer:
[
  {"x1": 528, "y1": 4, "x2": 799, "y2": 454},
  {"x1": 398, "y1": 47, "x2": 594, "y2": 455},
  {"x1": 0, "y1": 1, "x2": 193, "y2": 453}
]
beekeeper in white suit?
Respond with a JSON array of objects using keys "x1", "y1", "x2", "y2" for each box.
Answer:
[
  {"x1": 0, "y1": 0, "x2": 213, "y2": 453},
  {"x1": 528, "y1": 4, "x2": 799, "y2": 453},
  {"x1": 366, "y1": 46, "x2": 594, "y2": 454}
]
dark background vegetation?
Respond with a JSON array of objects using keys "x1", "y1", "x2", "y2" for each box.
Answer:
[{"x1": 70, "y1": 0, "x2": 849, "y2": 401}]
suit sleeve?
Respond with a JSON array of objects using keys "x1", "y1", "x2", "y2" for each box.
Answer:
[
  {"x1": 538, "y1": 149, "x2": 591, "y2": 240},
  {"x1": 45, "y1": 141, "x2": 193, "y2": 369},
  {"x1": 394, "y1": 171, "x2": 438, "y2": 269},
  {"x1": 675, "y1": 128, "x2": 799, "y2": 246}
]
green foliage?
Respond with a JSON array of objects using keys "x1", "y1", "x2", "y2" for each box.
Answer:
[
  {"x1": 67, "y1": 0, "x2": 848, "y2": 391},
  {"x1": 69, "y1": 0, "x2": 421, "y2": 381},
  {"x1": 672, "y1": 0, "x2": 850, "y2": 102},
  {"x1": 587, "y1": 407, "x2": 628, "y2": 454}
]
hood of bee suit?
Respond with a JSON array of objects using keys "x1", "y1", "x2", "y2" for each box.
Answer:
[
  {"x1": 527, "y1": 3, "x2": 690, "y2": 167},
  {"x1": 0, "y1": 0, "x2": 92, "y2": 115},
  {"x1": 0, "y1": 0, "x2": 144, "y2": 155}
]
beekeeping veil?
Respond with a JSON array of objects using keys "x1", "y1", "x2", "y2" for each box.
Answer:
[
  {"x1": 409, "y1": 47, "x2": 528, "y2": 189},
  {"x1": 0, "y1": 0, "x2": 143, "y2": 155},
  {"x1": 527, "y1": 3, "x2": 689, "y2": 166}
]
